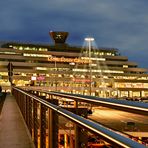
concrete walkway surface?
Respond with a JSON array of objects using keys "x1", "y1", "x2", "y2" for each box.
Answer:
[{"x1": 0, "y1": 94, "x2": 35, "y2": 148}]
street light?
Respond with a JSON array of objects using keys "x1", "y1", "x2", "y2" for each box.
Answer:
[{"x1": 84, "y1": 37, "x2": 94, "y2": 96}]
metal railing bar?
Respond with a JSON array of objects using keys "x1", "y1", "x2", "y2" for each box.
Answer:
[
  {"x1": 13, "y1": 87, "x2": 146, "y2": 148},
  {"x1": 35, "y1": 90, "x2": 148, "y2": 115}
]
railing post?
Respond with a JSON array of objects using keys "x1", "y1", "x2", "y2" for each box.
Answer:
[
  {"x1": 17, "y1": 91, "x2": 21, "y2": 108},
  {"x1": 26, "y1": 95, "x2": 33, "y2": 135},
  {"x1": 29, "y1": 98, "x2": 33, "y2": 135},
  {"x1": 40, "y1": 96, "x2": 47, "y2": 148},
  {"x1": 23, "y1": 95, "x2": 27, "y2": 121},
  {"x1": 74, "y1": 100, "x2": 79, "y2": 148},
  {"x1": 74, "y1": 100, "x2": 88, "y2": 148},
  {"x1": 33, "y1": 99, "x2": 38, "y2": 148},
  {"x1": 20, "y1": 93, "x2": 23, "y2": 114},
  {"x1": 26, "y1": 95, "x2": 29, "y2": 126},
  {"x1": 48, "y1": 98, "x2": 59, "y2": 148}
]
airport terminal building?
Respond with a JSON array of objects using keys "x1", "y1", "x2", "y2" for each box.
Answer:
[{"x1": 0, "y1": 31, "x2": 148, "y2": 98}]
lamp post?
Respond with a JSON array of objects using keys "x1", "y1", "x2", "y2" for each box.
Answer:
[{"x1": 84, "y1": 37, "x2": 94, "y2": 96}]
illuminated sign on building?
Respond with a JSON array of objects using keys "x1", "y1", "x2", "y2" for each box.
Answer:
[
  {"x1": 48, "y1": 57, "x2": 90, "y2": 64},
  {"x1": 72, "y1": 78, "x2": 91, "y2": 82},
  {"x1": 31, "y1": 76, "x2": 36, "y2": 81},
  {"x1": 37, "y1": 76, "x2": 45, "y2": 81}
]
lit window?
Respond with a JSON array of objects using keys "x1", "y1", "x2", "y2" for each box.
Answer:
[
  {"x1": 19, "y1": 46, "x2": 23, "y2": 50},
  {"x1": 36, "y1": 67, "x2": 47, "y2": 70},
  {"x1": 23, "y1": 53, "x2": 51, "y2": 58},
  {"x1": 81, "y1": 75, "x2": 85, "y2": 78},
  {"x1": 123, "y1": 65, "x2": 128, "y2": 68},
  {"x1": 58, "y1": 74, "x2": 62, "y2": 77},
  {"x1": 70, "y1": 75, "x2": 74, "y2": 78}
]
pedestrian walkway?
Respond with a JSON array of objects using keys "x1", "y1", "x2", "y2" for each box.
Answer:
[{"x1": 0, "y1": 93, "x2": 34, "y2": 148}]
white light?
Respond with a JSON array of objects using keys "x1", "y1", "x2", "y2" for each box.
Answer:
[
  {"x1": 31, "y1": 76, "x2": 36, "y2": 81},
  {"x1": 69, "y1": 62, "x2": 75, "y2": 65},
  {"x1": 84, "y1": 37, "x2": 94, "y2": 41},
  {"x1": 36, "y1": 67, "x2": 47, "y2": 70}
]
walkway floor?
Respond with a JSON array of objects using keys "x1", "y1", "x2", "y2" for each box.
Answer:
[{"x1": 0, "y1": 93, "x2": 34, "y2": 148}]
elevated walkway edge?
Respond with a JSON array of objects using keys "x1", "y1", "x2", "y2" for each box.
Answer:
[{"x1": 0, "y1": 93, "x2": 35, "y2": 148}]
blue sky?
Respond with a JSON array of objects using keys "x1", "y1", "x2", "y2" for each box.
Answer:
[{"x1": 0, "y1": 0, "x2": 148, "y2": 68}]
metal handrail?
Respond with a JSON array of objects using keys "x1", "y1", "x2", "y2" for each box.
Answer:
[
  {"x1": 32, "y1": 89, "x2": 148, "y2": 115},
  {"x1": 13, "y1": 87, "x2": 146, "y2": 148}
]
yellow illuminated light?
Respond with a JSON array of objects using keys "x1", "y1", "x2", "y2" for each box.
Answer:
[
  {"x1": 73, "y1": 69, "x2": 124, "y2": 74},
  {"x1": 0, "y1": 52, "x2": 16, "y2": 54},
  {"x1": 36, "y1": 67, "x2": 47, "y2": 70},
  {"x1": 81, "y1": 57, "x2": 106, "y2": 61},
  {"x1": 123, "y1": 65, "x2": 128, "y2": 68},
  {"x1": 23, "y1": 53, "x2": 51, "y2": 58},
  {"x1": 48, "y1": 57, "x2": 90, "y2": 64}
]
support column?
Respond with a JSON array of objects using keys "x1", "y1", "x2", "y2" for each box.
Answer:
[
  {"x1": 140, "y1": 91, "x2": 142, "y2": 97},
  {"x1": 128, "y1": 91, "x2": 130, "y2": 98},
  {"x1": 64, "y1": 134, "x2": 68, "y2": 148}
]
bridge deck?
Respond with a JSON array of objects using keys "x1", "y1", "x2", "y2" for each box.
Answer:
[{"x1": 0, "y1": 93, "x2": 34, "y2": 148}]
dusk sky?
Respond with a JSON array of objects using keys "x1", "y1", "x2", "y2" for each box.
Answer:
[{"x1": 1, "y1": 0, "x2": 148, "y2": 68}]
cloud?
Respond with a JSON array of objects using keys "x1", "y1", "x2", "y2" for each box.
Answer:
[{"x1": 0, "y1": 0, "x2": 148, "y2": 67}]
